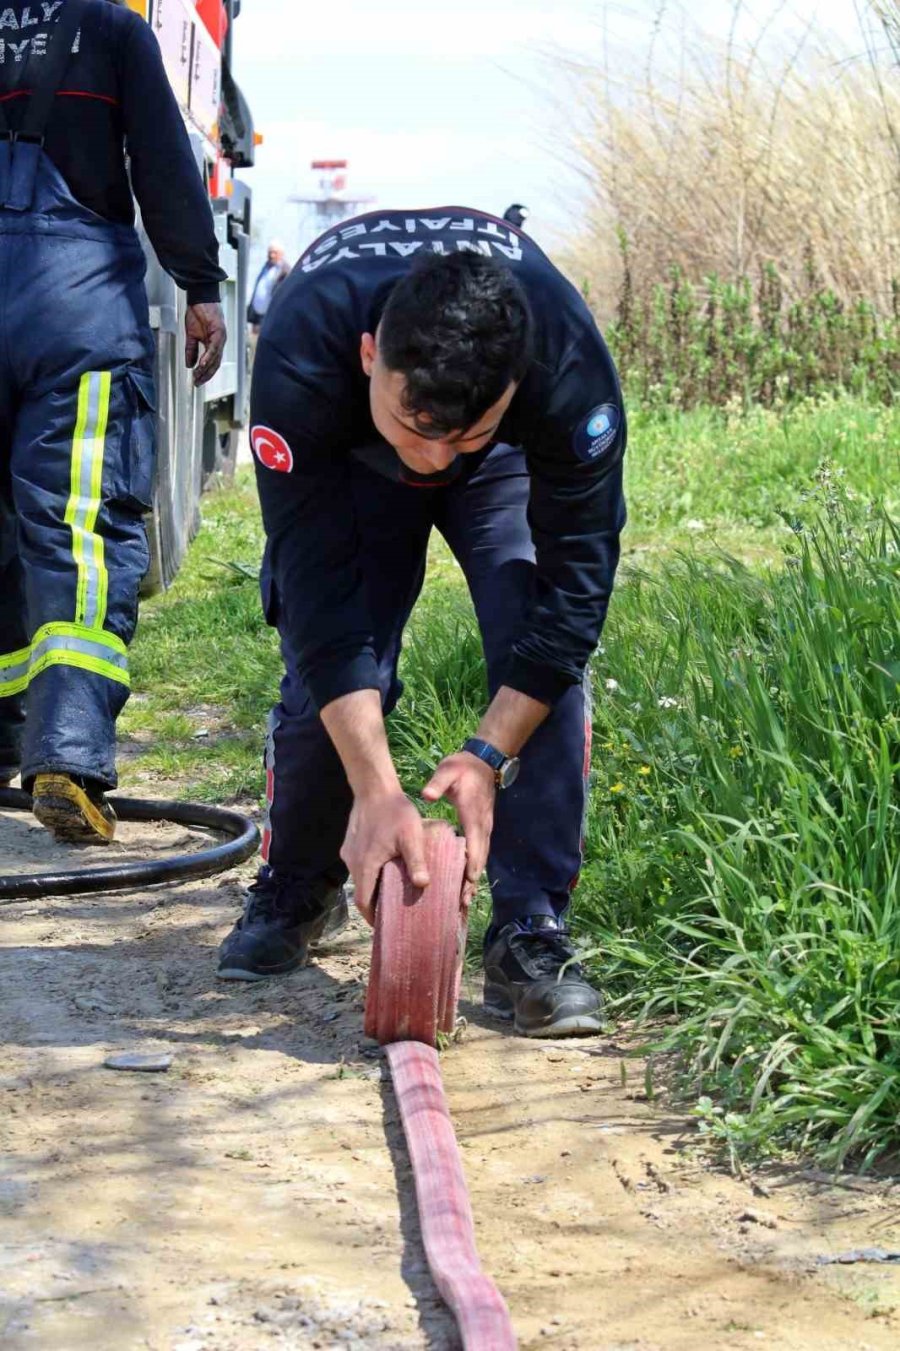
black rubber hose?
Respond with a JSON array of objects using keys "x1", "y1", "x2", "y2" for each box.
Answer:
[{"x1": 0, "y1": 787, "x2": 259, "y2": 902}]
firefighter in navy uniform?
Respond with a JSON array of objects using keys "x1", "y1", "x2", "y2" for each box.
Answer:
[
  {"x1": 0, "y1": 0, "x2": 226, "y2": 841},
  {"x1": 219, "y1": 208, "x2": 627, "y2": 1039}
]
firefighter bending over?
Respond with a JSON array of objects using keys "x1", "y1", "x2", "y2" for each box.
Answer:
[{"x1": 221, "y1": 206, "x2": 627, "y2": 1039}]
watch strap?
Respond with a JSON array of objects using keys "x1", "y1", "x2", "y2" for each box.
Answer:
[{"x1": 462, "y1": 737, "x2": 506, "y2": 772}]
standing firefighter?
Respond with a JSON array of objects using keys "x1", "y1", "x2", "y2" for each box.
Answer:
[
  {"x1": 0, "y1": 0, "x2": 226, "y2": 841},
  {"x1": 221, "y1": 208, "x2": 627, "y2": 1039}
]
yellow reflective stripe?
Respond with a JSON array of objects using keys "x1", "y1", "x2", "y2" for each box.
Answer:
[
  {"x1": 0, "y1": 624, "x2": 129, "y2": 697},
  {"x1": 0, "y1": 676, "x2": 29, "y2": 697},
  {"x1": 31, "y1": 620, "x2": 128, "y2": 658},
  {"x1": 64, "y1": 371, "x2": 112, "y2": 631},
  {"x1": 64, "y1": 374, "x2": 91, "y2": 620},
  {"x1": 0, "y1": 668, "x2": 30, "y2": 697},
  {"x1": 0, "y1": 643, "x2": 31, "y2": 671},
  {"x1": 29, "y1": 650, "x2": 129, "y2": 689},
  {"x1": 0, "y1": 643, "x2": 31, "y2": 696},
  {"x1": 87, "y1": 372, "x2": 111, "y2": 628}
]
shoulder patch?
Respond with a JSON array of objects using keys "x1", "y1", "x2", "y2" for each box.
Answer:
[
  {"x1": 573, "y1": 404, "x2": 621, "y2": 463},
  {"x1": 251, "y1": 425, "x2": 294, "y2": 473}
]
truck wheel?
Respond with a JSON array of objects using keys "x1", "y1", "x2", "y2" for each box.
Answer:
[
  {"x1": 201, "y1": 421, "x2": 240, "y2": 490},
  {"x1": 143, "y1": 320, "x2": 204, "y2": 596}
]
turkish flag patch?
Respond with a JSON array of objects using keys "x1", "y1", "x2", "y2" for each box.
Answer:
[{"x1": 251, "y1": 425, "x2": 294, "y2": 472}]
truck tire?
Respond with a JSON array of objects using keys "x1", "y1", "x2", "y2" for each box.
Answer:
[
  {"x1": 201, "y1": 421, "x2": 240, "y2": 490},
  {"x1": 142, "y1": 312, "x2": 204, "y2": 596}
]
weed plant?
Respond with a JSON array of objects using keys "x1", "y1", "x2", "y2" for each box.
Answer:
[{"x1": 605, "y1": 253, "x2": 899, "y2": 413}]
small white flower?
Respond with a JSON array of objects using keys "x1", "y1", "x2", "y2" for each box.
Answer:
[
  {"x1": 658, "y1": 695, "x2": 680, "y2": 709},
  {"x1": 686, "y1": 518, "x2": 706, "y2": 531},
  {"x1": 605, "y1": 678, "x2": 619, "y2": 692}
]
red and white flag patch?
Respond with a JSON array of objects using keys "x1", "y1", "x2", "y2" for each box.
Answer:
[{"x1": 251, "y1": 425, "x2": 294, "y2": 473}]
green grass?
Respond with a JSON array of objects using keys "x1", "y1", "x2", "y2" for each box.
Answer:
[
  {"x1": 624, "y1": 397, "x2": 898, "y2": 550},
  {"x1": 123, "y1": 397, "x2": 900, "y2": 1167},
  {"x1": 389, "y1": 475, "x2": 900, "y2": 1170},
  {"x1": 120, "y1": 480, "x2": 281, "y2": 801}
]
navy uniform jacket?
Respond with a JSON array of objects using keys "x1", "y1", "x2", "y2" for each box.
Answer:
[
  {"x1": 0, "y1": 0, "x2": 223, "y2": 302},
  {"x1": 251, "y1": 207, "x2": 627, "y2": 713}
]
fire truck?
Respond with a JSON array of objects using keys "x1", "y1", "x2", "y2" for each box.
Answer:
[{"x1": 125, "y1": 0, "x2": 256, "y2": 591}]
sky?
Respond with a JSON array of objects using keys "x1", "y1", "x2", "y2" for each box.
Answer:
[{"x1": 230, "y1": 0, "x2": 869, "y2": 269}]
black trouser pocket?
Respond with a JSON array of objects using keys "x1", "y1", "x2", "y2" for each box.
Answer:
[{"x1": 115, "y1": 365, "x2": 158, "y2": 512}]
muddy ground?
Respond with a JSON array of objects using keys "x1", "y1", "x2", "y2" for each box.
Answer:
[{"x1": 2, "y1": 804, "x2": 900, "y2": 1350}]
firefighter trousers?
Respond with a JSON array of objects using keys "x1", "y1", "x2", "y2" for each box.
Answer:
[{"x1": 0, "y1": 143, "x2": 156, "y2": 788}]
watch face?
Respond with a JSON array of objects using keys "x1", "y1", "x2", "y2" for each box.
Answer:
[{"x1": 499, "y1": 756, "x2": 521, "y2": 789}]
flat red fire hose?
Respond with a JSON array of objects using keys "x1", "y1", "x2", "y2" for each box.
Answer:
[{"x1": 364, "y1": 821, "x2": 517, "y2": 1350}]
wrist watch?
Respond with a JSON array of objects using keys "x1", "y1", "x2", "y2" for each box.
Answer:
[{"x1": 461, "y1": 737, "x2": 521, "y2": 789}]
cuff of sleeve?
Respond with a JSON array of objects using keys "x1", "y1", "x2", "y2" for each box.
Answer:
[
  {"x1": 502, "y1": 652, "x2": 579, "y2": 707},
  {"x1": 185, "y1": 283, "x2": 222, "y2": 305},
  {"x1": 308, "y1": 652, "x2": 381, "y2": 713}
]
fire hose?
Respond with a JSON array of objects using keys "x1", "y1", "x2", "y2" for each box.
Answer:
[
  {"x1": 0, "y1": 786, "x2": 259, "y2": 901},
  {"x1": 366, "y1": 820, "x2": 518, "y2": 1350}
]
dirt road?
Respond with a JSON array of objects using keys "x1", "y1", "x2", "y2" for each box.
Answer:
[{"x1": 2, "y1": 806, "x2": 899, "y2": 1349}]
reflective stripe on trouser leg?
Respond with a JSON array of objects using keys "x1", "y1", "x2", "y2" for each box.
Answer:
[
  {"x1": 0, "y1": 622, "x2": 129, "y2": 698},
  {"x1": 567, "y1": 665, "x2": 595, "y2": 899},
  {"x1": 0, "y1": 370, "x2": 129, "y2": 697},
  {"x1": 260, "y1": 709, "x2": 279, "y2": 864},
  {"x1": 65, "y1": 370, "x2": 111, "y2": 630},
  {"x1": 0, "y1": 644, "x2": 31, "y2": 698}
]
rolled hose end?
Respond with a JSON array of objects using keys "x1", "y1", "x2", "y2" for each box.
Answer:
[{"x1": 364, "y1": 820, "x2": 468, "y2": 1048}]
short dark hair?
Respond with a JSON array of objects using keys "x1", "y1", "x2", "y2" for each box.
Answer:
[{"x1": 377, "y1": 252, "x2": 533, "y2": 436}]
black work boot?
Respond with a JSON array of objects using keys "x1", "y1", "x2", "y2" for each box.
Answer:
[
  {"x1": 483, "y1": 916, "x2": 603, "y2": 1038},
  {"x1": 217, "y1": 869, "x2": 348, "y2": 981}
]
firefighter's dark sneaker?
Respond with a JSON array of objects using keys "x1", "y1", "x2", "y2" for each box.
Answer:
[
  {"x1": 32, "y1": 773, "x2": 116, "y2": 844},
  {"x1": 483, "y1": 916, "x2": 603, "y2": 1038},
  {"x1": 217, "y1": 870, "x2": 347, "y2": 981},
  {"x1": 309, "y1": 886, "x2": 350, "y2": 947}
]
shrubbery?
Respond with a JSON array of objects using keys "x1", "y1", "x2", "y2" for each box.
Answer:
[{"x1": 605, "y1": 252, "x2": 899, "y2": 411}]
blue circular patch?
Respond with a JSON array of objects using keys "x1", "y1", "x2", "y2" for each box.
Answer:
[{"x1": 573, "y1": 403, "x2": 621, "y2": 463}]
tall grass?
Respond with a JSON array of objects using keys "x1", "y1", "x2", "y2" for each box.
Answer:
[
  {"x1": 866, "y1": 1, "x2": 900, "y2": 74},
  {"x1": 577, "y1": 475, "x2": 900, "y2": 1168},
  {"x1": 562, "y1": 3, "x2": 900, "y2": 322}
]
